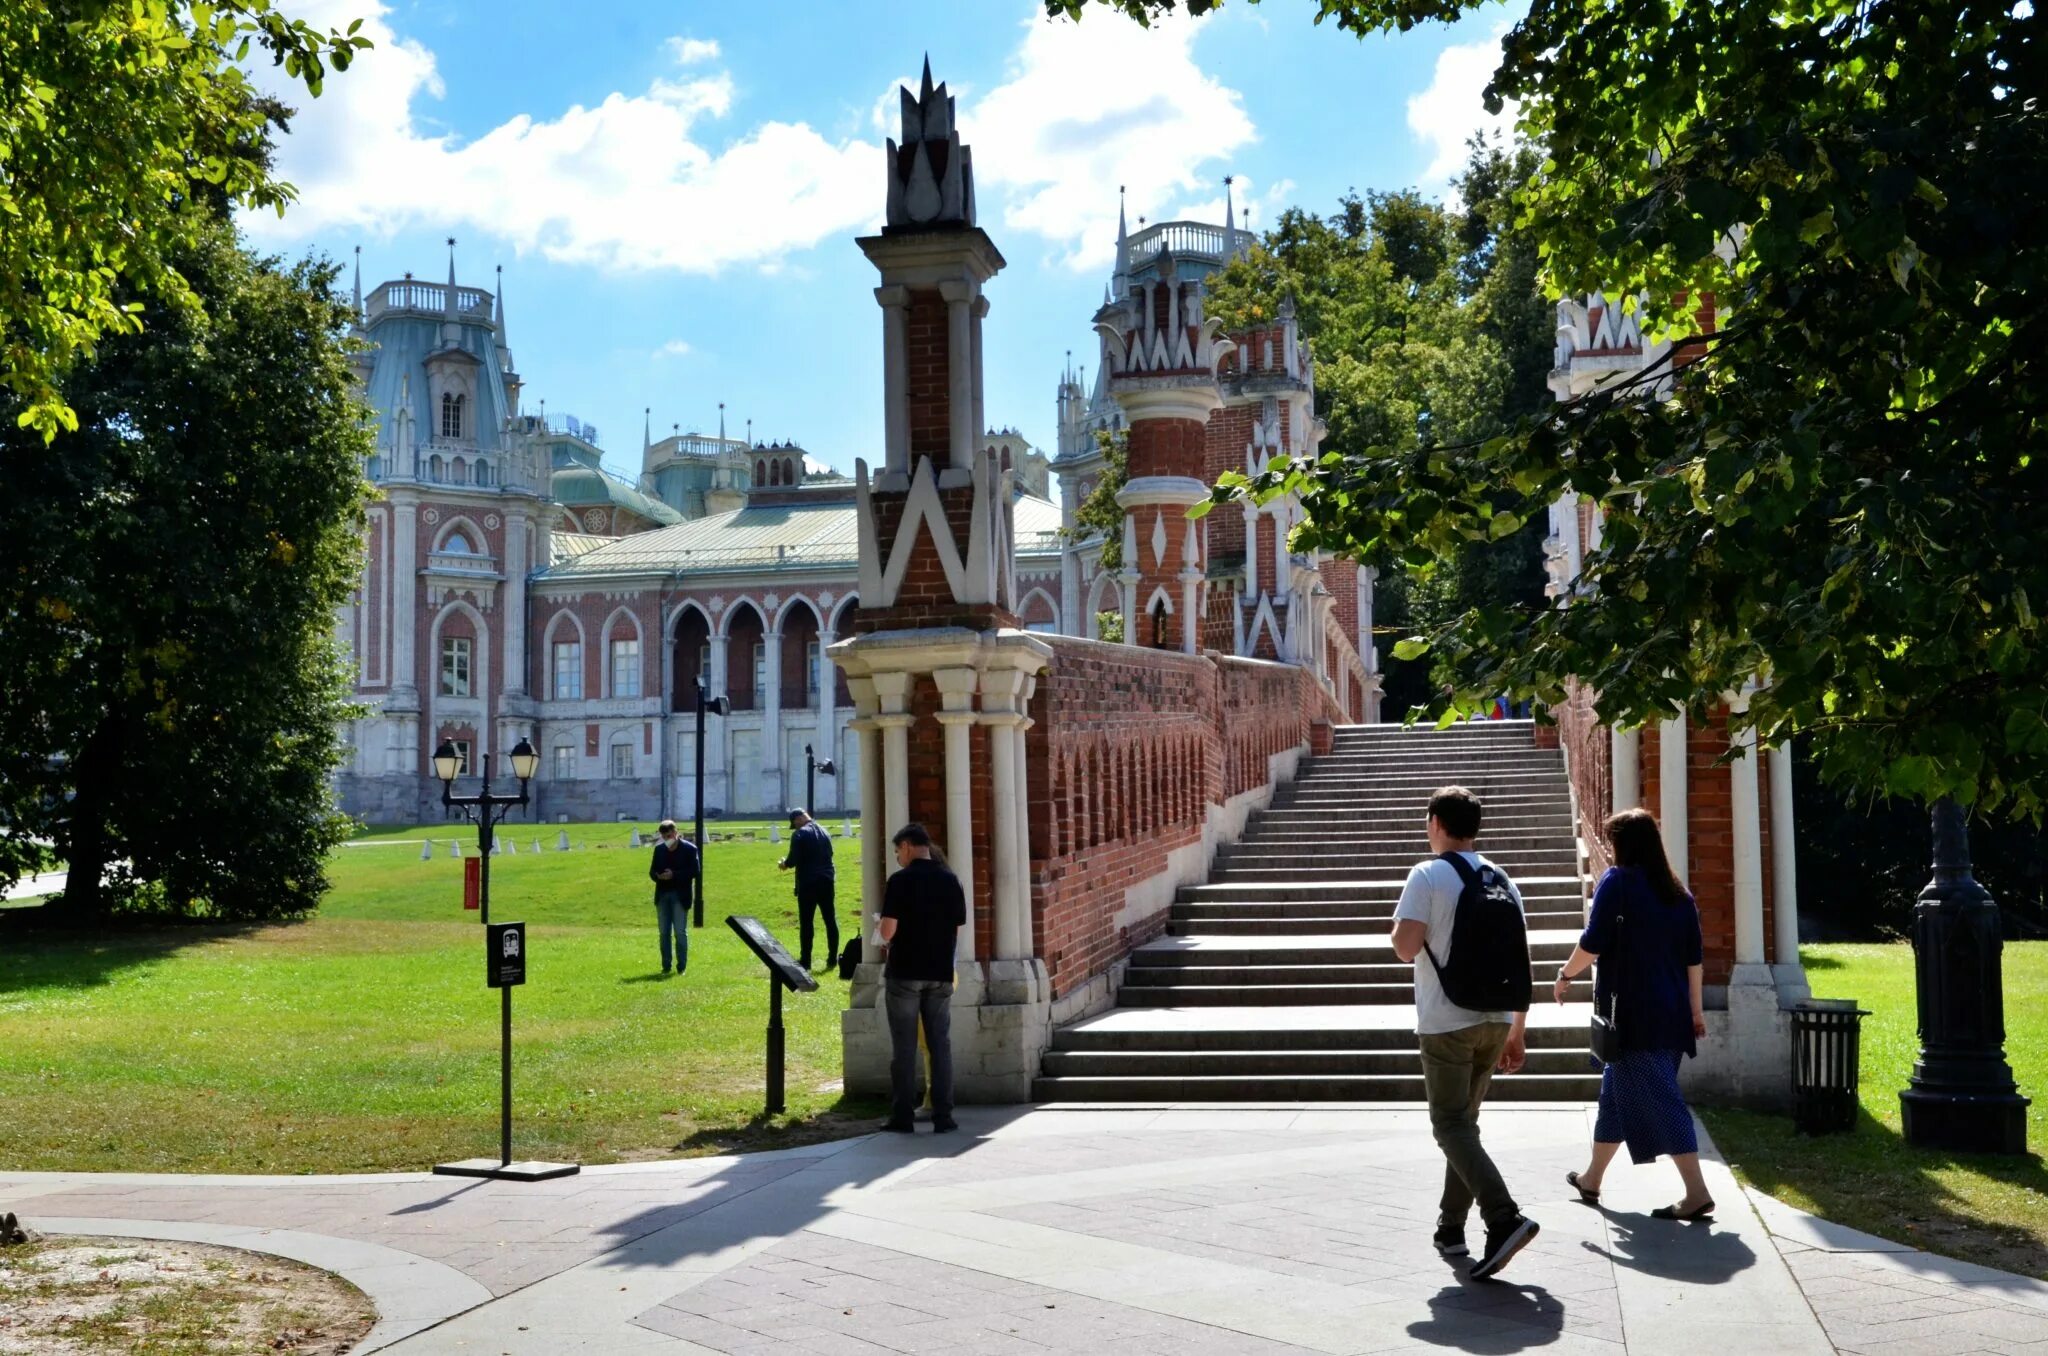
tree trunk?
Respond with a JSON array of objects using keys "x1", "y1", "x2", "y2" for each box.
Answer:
[{"x1": 56, "y1": 715, "x2": 123, "y2": 920}]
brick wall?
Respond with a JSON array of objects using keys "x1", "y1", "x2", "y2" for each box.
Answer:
[
  {"x1": 1022, "y1": 641, "x2": 1320, "y2": 1001},
  {"x1": 905, "y1": 288, "x2": 951, "y2": 465}
]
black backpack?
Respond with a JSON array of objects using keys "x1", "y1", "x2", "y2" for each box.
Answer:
[{"x1": 1423, "y1": 852, "x2": 1532, "y2": 1013}]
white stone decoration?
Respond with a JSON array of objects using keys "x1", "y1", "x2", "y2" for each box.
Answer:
[
  {"x1": 484, "y1": 514, "x2": 501, "y2": 530},
  {"x1": 422, "y1": 508, "x2": 441, "y2": 525},
  {"x1": 1150, "y1": 509, "x2": 1168, "y2": 568},
  {"x1": 709, "y1": 595, "x2": 725, "y2": 613}
]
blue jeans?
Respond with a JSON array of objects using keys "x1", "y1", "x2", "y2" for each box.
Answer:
[
  {"x1": 655, "y1": 892, "x2": 688, "y2": 973},
  {"x1": 885, "y1": 979, "x2": 954, "y2": 1125}
]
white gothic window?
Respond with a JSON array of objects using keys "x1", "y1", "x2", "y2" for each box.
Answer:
[
  {"x1": 610, "y1": 742, "x2": 635, "y2": 779},
  {"x1": 444, "y1": 532, "x2": 473, "y2": 555},
  {"x1": 441, "y1": 392, "x2": 465, "y2": 439},
  {"x1": 611, "y1": 636, "x2": 641, "y2": 699},
  {"x1": 553, "y1": 640, "x2": 582, "y2": 700},
  {"x1": 551, "y1": 744, "x2": 575, "y2": 780},
  {"x1": 439, "y1": 636, "x2": 472, "y2": 696},
  {"x1": 805, "y1": 640, "x2": 820, "y2": 702}
]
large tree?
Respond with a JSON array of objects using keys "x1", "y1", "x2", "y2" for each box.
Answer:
[
  {"x1": 0, "y1": 1, "x2": 369, "y2": 441},
  {"x1": 1202, "y1": 161, "x2": 1554, "y2": 717},
  {"x1": 0, "y1": 216, "x2": 370, "y2": 919},
  {"x1": 1061, "y1": 0, "x2": 2048, "y2": 819}
]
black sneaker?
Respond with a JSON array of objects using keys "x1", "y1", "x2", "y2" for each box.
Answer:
[
  {"x1": 932, "y1": 1118, "x2": 959, "y2": 1134},
  {"x1": 880, "y1": 1119, "x2": 915, "y2": 1134},
  {"x1": 1469, "y1": 1216, "x2": 1540, "y2": 1280},
  {"x1": 1432, "y1": 1223, "x2": 1468, "y2": 1257}
]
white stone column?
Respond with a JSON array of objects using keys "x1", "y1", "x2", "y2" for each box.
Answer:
[
  {"x1": 941, "y1": 280, "x2": 975, "y2": 465},
  {"x1": 1060, "y1": 548, "x2": 1082, "y2": 636},
  {"x1": 1612, "y1": 727, "x2": 1641, "y2": 811},
  {"x1": 872, "y1": 672, "x2": 913, "y2": 869},
  {"x1": 391, "y1": 498, "x2": 419, "y2": 697},
  {"x1": 846, "y1": 676, "x2": 884, "y2": 938},
  {"x1": 503, "y1": 514, "x2": 528, "y2": 695},
  {"x1": 1770, "y1": 740, "x2": 1809, "y2": 1000},
  {"x1": 876, "y1": 286, "x2": 910, "y2": 475},
  {"x1": 1273, "y1": 502, "x2": 1292, "y2": 615},
  {"x1": 1659, "y1": 713, "x2": 1689, "y2": 886},
  {"x1": 1558, "y1": 490, "x2": 1584, "y2": 587},
  {"x1": 815, "y1": 629, "x2": 837, "y2": 805},
  {"x1": 1010, "y1": 673, "x2": 1037, "y2": 961},
  {"x1": 706, "y1": 633, "x2": 730, "y2": 810},
  {"x1": 982, "y1": 669, "x2": 1026, "y2": 962},
  {"x1": 762, "y1": 628, "x2": 783, "y2": 809},
  {"x1": 1730, "y1": 723, "x2": 1766, "y2": 967},
  {"x1": 1179, "y1": 520, "x2": 1201, "y2": 655},
  {"x1": 1242, "y1": 502, "x2": 1260, "y2": 601},
  {"x1": 934, "y1": 667, "x2": 980, "y2": 975}
]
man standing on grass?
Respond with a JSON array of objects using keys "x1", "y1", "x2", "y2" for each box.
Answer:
[
  {"x1": 1390, "y1": 785, "x2": 1540, "y2": 1280},
  {"x1": 648, "y1": 819, "x2": 697, "y2": 977},
  {"x1": 779, "y1": 807, "x2": 839, "y2": 972},
  {"x1": 877, "y1": 823, "x2": 964, "y2": 1134}
]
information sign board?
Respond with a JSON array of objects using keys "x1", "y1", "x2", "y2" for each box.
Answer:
[
  {"x1": 487, "y1": 921, "x2": 526, "y2": 988},
  {"x1": 725, "y1": 916, "x2": 818, "y2": 992}
]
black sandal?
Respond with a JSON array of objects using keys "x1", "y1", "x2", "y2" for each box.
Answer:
[
  {"x1": 1651, "y1": 1199, "x2": 1715, "y2": 1221},
  {"x1": 1566, "y1": 1171, "x2": 1601, "y2": 1205}
]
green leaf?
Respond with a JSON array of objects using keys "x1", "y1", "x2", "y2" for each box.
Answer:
[{"x1": 1392, "y1": 637, "x2": 1432, "y2": 662}]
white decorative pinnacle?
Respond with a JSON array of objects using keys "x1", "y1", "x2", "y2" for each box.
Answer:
[
  {"x1": 1150, "y1": 510, "x2": 1169, "y2": 568},
  {"x1": 884, "y1": 57, "x2": 976, "y2": 230}
]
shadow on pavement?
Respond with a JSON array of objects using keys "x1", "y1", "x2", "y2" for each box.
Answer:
[
  {"x1": 1408, "y1": 1277, "x2": 1565, "y2": 1351},
  {"x1": 1584, "y1": 1210, "x2": 1757, "y2": 1283}
]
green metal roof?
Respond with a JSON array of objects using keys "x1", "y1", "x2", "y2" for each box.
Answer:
[{"x1": 536, "y1": 493, "x2": 1065, "y2": 583}]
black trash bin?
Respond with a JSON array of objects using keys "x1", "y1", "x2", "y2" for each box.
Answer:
[{"x1": 1791, "y1": 999, "x2": 1869, "y2": 1134}]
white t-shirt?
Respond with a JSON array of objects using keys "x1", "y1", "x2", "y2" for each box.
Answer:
[{"x1": 1393, "y1": 851, "x2": 1527, "y2": 1036}]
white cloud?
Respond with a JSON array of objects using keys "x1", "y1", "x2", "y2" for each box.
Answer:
[
  {"x1": 962, "y1": 12, "x2": 1256, "y2": 271},
  {"x1": 1406, "y1": 25, "x2": 1518, "y2": 188},
  {"x1": 652, "y1": 339, "x2": 693, "y2": 358},
  {"x1": 666, "y1": 37, "x2": 720, "y2": 66},
  {"x1": 243, "y1": 2, "x2": 876, "y2": 274},
  {"x1": 245, "y1": 3, "x2": 1259, "y2": 277}
]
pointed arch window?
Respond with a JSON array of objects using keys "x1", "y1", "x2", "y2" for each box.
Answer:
[
  {"x1": 441, "y1": 392, "x2": 465, "y2": 440},
  {"x1": 1150, "y1": 597, "x2": 1171, "y2": 649}
]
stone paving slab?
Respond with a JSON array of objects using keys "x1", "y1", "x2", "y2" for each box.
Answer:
[{"x1": 7, "y1": 1107, "x2": 2033, "y2": 1354}]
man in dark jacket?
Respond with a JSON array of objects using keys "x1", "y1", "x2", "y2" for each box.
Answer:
[
  {"x1": 778, "y1": 808, "x2": 838, "y2": 971},
  {"x1": 648, "y1": 819, "x2": 698, "y2": 976},
  {"x1": 877, "y1": 823, "x2": 965, "y2": 1134}
]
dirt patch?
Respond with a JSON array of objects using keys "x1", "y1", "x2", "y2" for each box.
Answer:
[{"x1": 0, "y1": 1236, "x2": 375, "y2": 1354}]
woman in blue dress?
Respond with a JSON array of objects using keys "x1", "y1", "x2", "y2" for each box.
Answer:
[{"x1": 1552, "y1": 808, "x2": 1714, "y2": 1220}]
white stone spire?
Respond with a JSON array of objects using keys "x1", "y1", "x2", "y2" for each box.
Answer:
[
  {"x1": 351, "y1": 245, "x2": 363, "y2": 325},
  {"x1": 440, "y1": 238, "x2": 460, "y2": 345},
  {"x1": 643, "y1": 407, "x2": 652, "y2": 455},
  {"x1": 1113, "y1": 186, "x2": 1130, "y2": 292},
  {"x1": 493, "y1": 264, "x2": 506, "y2": 338}
]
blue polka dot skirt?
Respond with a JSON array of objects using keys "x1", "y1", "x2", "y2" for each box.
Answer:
[{"x1": 1593, "y1": 1049, "x2": 1699, "y2": 1164}]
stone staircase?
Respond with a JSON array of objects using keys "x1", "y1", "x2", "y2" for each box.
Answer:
[{"x1": 1033, "y1": 720, "x2": 1603, "y2": 1102}]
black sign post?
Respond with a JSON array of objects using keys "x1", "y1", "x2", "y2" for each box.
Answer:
[
  {"x1": 435, "y1": 920, "x2": 575, "y2": 1182},
  {"x1": 725, "y1": 915, "x2": 818, "y2": 1114}
]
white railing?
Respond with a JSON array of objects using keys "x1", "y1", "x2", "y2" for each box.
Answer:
[
  {"x1": 426, "y1": 551, "x2": 500, "y2": 576},
  {"x1": 1128, "y1": 220, "x2": 1232, "y2": 264},
  {"x1": 367, "y1": 281, "x2": 494, "y2": 320}
]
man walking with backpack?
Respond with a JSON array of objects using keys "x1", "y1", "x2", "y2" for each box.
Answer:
[{"x1": 1391, "y1": 785, "x2": 1539, "y2": 1280}]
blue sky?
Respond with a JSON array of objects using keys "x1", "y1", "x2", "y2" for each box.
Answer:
[{"x1": 244, "y1": 0, "x2": 1517, "y2": 483}]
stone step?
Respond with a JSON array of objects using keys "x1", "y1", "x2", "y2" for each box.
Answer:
[
  {"x1": 1128, "y1": 934, "x2": 1582, "y2": 968},
  {"x1": 1236, "y1": 832, "x2": 1577, "y2": 852},
  {"x1": 1050, "y1": 1013, "x2": 1596, "y2": 1053},
  {"x1": 1270, "y1": 785, "x2": 1569, "y2": 804},
  {"x1": 1167, "y1": 909, "x2": 1585, "y2": 935},
  {"x1": 1255, "y1": 798, "x2": 1570, "y2": 815},
  {"x1": 1039, "y1": 1048, "x2": 1597, "y2": 1078},
  {"x1": 1177, "y1": 877, "x2": 1582, "y2": 904},
  {"x1": 1217, "y1": 837, "x2": 1576, "y2": 861},
  {"x1": 1030, "y1": 1072, "x2": 1601, "y2": 1102},
  {"x1": 1123, "y1": 964, "x2": 1592, "y2": 995},
  {"x1": 1207, "y1": 858, "x2": 1578, "y2": 883}
]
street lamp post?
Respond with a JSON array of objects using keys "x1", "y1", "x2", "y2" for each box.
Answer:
[
  {"x1": 693, "y1": 676, "x2": 730, "y2": 928},
  {"x1": 1901, "y1": 798, "x2": 2030, "y2": 1153},
  {"x1": 805, "y1": 743, "x2": 836, "y2": 818},
  {"x1": 429, "y1": 737, "x2": 576, "y2": 1182}
]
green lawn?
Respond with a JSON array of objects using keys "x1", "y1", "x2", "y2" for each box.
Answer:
[
  {"x1": 0, "y1": 822, "x2": 876, "y2": 1174},
  {"x1": 1701, "y1": 941, "x2": 2048, "y2": 1279}
]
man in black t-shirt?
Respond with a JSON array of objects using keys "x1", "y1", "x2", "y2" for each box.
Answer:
[{"x1": 877, "y1": 822, "x2": 966, "y2": 1134}]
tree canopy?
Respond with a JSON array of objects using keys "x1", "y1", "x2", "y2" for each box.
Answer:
[
  {"x1": 0, "y1": 1, "x2": 369, "y2": 441},
  {"x1": 1201, "y1": 156, "x2": 1554, "y2": 716},
  {"x1": 0, "y1": 216, "x2": 370, "y2": 919},
  {"x1": 1060, "y1": 0, "x2": 2048, "y2": 817}
]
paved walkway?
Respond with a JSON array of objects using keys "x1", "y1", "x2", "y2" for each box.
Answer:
[{"x1": 3, "y1": 1107, "x2": 2041, "y2": 1354}]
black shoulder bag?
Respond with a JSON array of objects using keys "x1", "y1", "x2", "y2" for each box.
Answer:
[{"x1": 1588, "y1": 897, "x2": 1624, "y2": 1065}]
